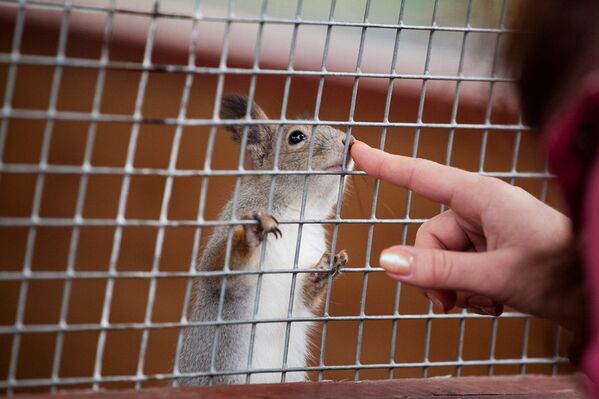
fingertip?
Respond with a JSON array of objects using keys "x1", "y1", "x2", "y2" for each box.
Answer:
[
  {"x1": 385, "y1": 271, "x2": 408, "y2": 281},
  {"x1": 467, "y1": 303, "x2": 503, "y2": 317},
  {"x1": 349, "y1": 140, "x2": 372, "y2": 166},
  {"x1": 351, "y1": 139, "x2": 370, "y2": 150},
  {"x1": 425, "y1": 292, "x2": 449, "y2": 314},
  {"x1": 425, "y1": 289, "x2": 456, "y2": 314},
  {"x1": 350, "y1": 143, "x2": 412, "y2": 186}
]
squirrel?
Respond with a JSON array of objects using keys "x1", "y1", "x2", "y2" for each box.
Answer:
[{"x1": 177, "y1": 95, "x2": 354, "y2": 385}]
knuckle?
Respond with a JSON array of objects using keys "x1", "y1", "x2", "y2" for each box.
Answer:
[
  {"x1": 407, "y1": 157, "x2": 429, "y2": 188},
  {"x1": 415, "y1": 223, "x2": 433, "y2": 245},
  {"x1": 416, "y1": 215, "x2": 437, "y2": 236},
  {"x1": 415, "y1": 225, "x2": 427, "y2": 242},
  {"x1": 489, "y1": 179, "x2": 529, "y2": 204},
  {"x1": 426, "y1": 250, "x2": 454, "y2": 288},
  {"x1": 478, "y1": 175, "x2": 509, "y2": 194},
  {"x1": 509, "y1": 184, "x2": 530, "y2": 198},
  {"x1": 415, "y1": 211, "x2": 449, "y2": 245},
  {"x1": 406, "y1": 162, "x2": 417, "y2": 189}
]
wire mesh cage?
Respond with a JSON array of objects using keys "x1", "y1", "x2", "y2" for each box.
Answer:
[{"x1": 0, "y1": 0, "x2": 574, "y2": 395}]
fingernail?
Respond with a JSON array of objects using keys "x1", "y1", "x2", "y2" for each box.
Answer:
[
  {"x1": 466, "y1": 296, "x2": 502, "y2": 316},
  {"x1": 468, "y1": 306, "x2": 500, "y2": 316},
  {"x1": 380, "y1": 249, "x2": 413, "y2": 275},
  {"x1": 466, "y1": 295, "x2": 495, "y2": 309},
  {"x1": 426, "y1": 293, "x2": 448, "y2": 314}
]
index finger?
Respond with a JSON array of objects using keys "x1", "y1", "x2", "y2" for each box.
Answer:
[{"x1": 351, "y1": 140, "x2": 490, "y2": 209}]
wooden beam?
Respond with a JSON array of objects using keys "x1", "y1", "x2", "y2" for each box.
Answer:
[{"x1": 14, "y1": 374, "x2": 586, "y2": 399}]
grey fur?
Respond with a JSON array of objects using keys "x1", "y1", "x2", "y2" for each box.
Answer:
[{"x1": 177, "y1": 96, "x2": 351, "y2": 385}]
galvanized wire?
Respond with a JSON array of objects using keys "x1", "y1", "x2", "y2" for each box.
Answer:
[{"x1": 0, "y1": 0, "x2": 563, "y2": 394}]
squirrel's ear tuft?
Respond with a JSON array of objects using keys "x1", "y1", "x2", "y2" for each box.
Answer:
[
  {"x1": 220, "y1": 95, "x2": 270, "y2": 144},
  {"x1": 220, "y1": 95, "x2": 251, "y2": 120}
]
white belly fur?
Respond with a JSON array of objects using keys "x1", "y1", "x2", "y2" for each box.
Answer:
[{"x1": 246, "y1": 222, "x2": 326, "y2": 383}]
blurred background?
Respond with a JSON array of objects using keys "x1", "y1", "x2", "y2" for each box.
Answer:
[{"x1": 0, "y1": 0, "x2": 572, "y2": 393}]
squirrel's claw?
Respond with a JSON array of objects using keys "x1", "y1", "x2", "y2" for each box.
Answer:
[
  {"x1": 242, "y1": 211, "x2": 282, "y2": 247},
  {"x1": 303, "y1": 250, "x2": 348, "y2": 307},
  {"x1": 311, "y1": 250, "x2": 348, "y2": 282}
]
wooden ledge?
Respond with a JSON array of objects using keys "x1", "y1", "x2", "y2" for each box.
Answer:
[{"x1": 15, "y1": 375, "x2": 587, "y2": 399}]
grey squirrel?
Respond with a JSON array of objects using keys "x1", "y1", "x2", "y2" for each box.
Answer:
[{"x1": 177, "y1": 95, "x2": 354, "y2": 385}]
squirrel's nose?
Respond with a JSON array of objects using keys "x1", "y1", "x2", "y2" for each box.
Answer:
[{"x1": 342, "y1": 135, "x2": 355, "y2": 147}]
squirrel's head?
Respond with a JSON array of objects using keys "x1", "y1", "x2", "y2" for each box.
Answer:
[
  {"x1": 220, "y1": 95, "x2": 353, "y2": 210},
  {"x1": 221, "y1": 94, "x2": 354, "y2": 174}
]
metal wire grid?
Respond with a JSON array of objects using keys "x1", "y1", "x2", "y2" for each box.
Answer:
[{"x1": 0, "y1": 0, "x2": 566, "y2": 394}]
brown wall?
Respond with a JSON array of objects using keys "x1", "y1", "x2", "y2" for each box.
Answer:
[{"x1": 0, "y1": 12, "x2": 572, "y2": 393}]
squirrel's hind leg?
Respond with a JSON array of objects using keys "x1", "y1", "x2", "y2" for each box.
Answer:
[{"x1": 302, "y1": 250, "x2": 347, "y2": 311}]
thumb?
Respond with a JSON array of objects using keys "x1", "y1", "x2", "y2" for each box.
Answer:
[{"x1": 379, "y1": 246, "x2": 522, "y2": 300}]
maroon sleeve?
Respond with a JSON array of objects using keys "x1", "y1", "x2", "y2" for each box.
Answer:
[{"x1": 545, "y1": 73, "x2": 599, "y2": 397}]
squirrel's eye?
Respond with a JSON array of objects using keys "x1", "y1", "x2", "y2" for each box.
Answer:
[{"x1": 288, "y1": 130, "x2": 306, "y2": 145}]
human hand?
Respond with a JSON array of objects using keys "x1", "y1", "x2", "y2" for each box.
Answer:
[{"x1": 351, "y1": 141, "x2": 580, "y2": 329}]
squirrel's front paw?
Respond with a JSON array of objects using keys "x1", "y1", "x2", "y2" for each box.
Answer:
[
  {"x1": 303, "y1": 250, "x2": 347, "y2": 308},
  {"x1": 309, "y1": 250, "x2": 348, "y2": 285},
  {"x1": 242, "y1": 211, "x2": 282, "y2": 247}
]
